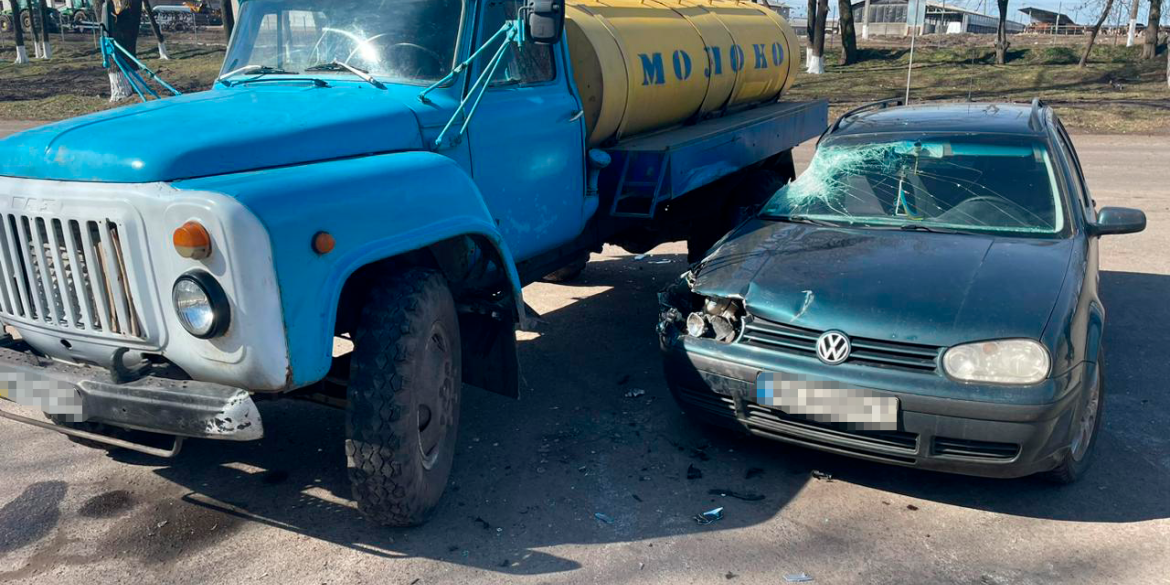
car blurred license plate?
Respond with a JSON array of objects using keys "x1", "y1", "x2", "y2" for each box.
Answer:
[{"x1": 755, "y1": 372, "x2": 899, "y2": 430}]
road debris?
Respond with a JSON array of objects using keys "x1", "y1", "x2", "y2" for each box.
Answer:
[
  {"x1": 474, "y1": 517, "x2": 490, "y2": 530},
  {"x1": 708, "y1": 489, "x2": 765, "y2": 502},
  {"x1": 624, "y1": 388, "x2": 646, "y2": 398},
  {"x1": 811, "y1": 470, "x2": 832, "y2": 481},
  {"x1": 687, "y1": 464, "x2": 703, "y2": 480},
  {"x1": 694, "y1": 507, "x2": 724, "y2": 524},
  {"x1": 594, "y1": 512, "x2": 615, "y2": 524},
  {"x1": 632, "y1": 494, "x2": 643, "y2": 502},
  {"x1": 907, "y1": 504, "x2": 920, "y2": 511},
  {"x1": 784, "y1": 573, "x2": 814, "y2": 582}
]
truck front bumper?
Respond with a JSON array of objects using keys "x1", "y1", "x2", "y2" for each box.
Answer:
[{"x1": 0, "y1": 342, "x2": 263, "y2": 444}]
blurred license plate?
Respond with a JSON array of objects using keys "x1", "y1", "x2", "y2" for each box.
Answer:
[
  {"x1": 0, "y1": 370, "x2": 83, "y2": 419},
  {"x1": 755, "y1": 372, "x2": 898, "y2": 430}
]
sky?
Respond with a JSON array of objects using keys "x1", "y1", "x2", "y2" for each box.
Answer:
[{"x1": 781, "y1": 0, "x2": 1164, "y2": 26}]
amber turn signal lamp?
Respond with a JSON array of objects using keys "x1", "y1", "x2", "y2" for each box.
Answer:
[
  {"x1": 173, "y1": 221, "x2": 212, "y2": 260},
  {"x1": 313, "y1": 231, "x2": 335, "y2": 255}
]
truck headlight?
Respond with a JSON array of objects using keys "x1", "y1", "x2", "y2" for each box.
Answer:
[
  {"x1": 943, "y1": 339, "x2": 1050, "y2": 384},
  {"x1": 172, "y1": 270, "x2": 230, "y2": 339}
]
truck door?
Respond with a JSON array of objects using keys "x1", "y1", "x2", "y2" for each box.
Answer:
[{"x1": 466, "y1": 0, "x2": 587, "y2": 262}]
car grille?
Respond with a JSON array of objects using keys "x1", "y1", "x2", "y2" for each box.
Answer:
[
  {"x1": 743, "y1": 403, "x2": 919, "y2": 454},
  {"x1": 0, "y1": 213, "x2": 145, "y2": 339},
  {"x1": 740, "y1": 315, "x2": 941, "y2": 372},
  {"x1": 933, "y1": 437, "x2": 1020, "y2": 460}
]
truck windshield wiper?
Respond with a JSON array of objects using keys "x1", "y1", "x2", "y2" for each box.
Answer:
[
  {"x1": 216, "y1": 65, "x2": 299, "y2": 86},
  {"x1": 305, "y1": 61, "x2": 387, "y2": 90}
]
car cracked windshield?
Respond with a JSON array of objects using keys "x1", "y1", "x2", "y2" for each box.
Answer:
[
  {"x1": 761, "y1": 136, "x2": 1068, "y2": 237},
  {"x1": 221, "y1": 0, "x2": 462, "y2": 84}
]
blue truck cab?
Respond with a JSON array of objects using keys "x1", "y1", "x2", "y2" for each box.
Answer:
[{"x1": 0, "y1": 0, "x2": 826, "y2": 525}]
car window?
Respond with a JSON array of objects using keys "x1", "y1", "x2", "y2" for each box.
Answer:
[
  {"x1": 479, "y1": 0, "x2": 555, "y2": 86},
  {"x1": 761, "y1": 136, "x2": 1068, "y2": 237},
  {"x1": 1054, "y1": 121, "x2": 1092, "y2": 210}
]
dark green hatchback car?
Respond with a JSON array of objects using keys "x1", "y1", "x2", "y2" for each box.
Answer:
[{"x1": 659, "y1": 100, "x2": 1146, "y2": 482}]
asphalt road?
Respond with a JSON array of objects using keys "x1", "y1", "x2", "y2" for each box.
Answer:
[{"x1": 0, "y1": 124, "x2": 1167, "y2": 585}]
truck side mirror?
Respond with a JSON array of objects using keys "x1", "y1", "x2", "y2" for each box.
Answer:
[{"x1": 524, "y1": 0, "x2": 564, "y2": 45}]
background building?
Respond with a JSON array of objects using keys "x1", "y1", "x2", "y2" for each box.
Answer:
[{"x1": 851, "y1": 0, "x2": 1025, "y2": 36}]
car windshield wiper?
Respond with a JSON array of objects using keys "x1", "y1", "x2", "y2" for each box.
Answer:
[
  {"x1": 761, "y1": 214, "x2": 843, "y2": 227},
  {"x1": 305, "y1": 61, "x2": 387, "y2": 89},
  {"x1": 896, "y1": 223, "x2": 964, "y2": 234},
  {"x1": 216, "y1": 65, "x2": 299, "y2": 86}
]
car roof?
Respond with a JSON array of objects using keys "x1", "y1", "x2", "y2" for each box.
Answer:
[{"x1": 827, "y1": 102, "x2": 1049, "y2": 142}]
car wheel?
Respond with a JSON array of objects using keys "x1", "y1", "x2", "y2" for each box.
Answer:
[
  {"x1": 542, "y1": 254, "x2": 588, "y2": 283},
  {"x1": 1045, "y1": 358, "x2": 1104, "y2": 484},
  {"x1": 346, "y1": 267, "x2": 461, "y2": 526}
]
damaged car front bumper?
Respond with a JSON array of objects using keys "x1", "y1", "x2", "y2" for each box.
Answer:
[
  {"x1": 0, "y1": 339, "x2": 263, "y2": 453},
  {"x1": 659, "y1": 308, "x2": 1087, "y2": 479}
]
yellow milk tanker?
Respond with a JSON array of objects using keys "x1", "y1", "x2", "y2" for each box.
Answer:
[{"x1": 565, "y1": 0, "x2": 800, "y2": 146}]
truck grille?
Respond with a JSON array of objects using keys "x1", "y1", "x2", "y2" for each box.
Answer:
[
  {"x1": 740, "y1": 316, "x2": 941, "y2": 372},
  {"x1": 0, "y1": 213, "x2": 144, "y2": 339}
]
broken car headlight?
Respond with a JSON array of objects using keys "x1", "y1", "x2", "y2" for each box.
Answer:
[
  {"x1": 687, "y1": 297, "x2": 742, "y2": 343},
  {"x1": 173, "y1": 270, "x2": 231, "y2": 339},
  {"x1": 943, "y1": 339, "x2": 1050, "y2": 385}
]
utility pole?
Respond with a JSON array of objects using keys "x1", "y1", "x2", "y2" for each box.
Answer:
[
  {"x1": 1055, "y1": 1, "x2": 1062, "y2": 43},
  {"x1": 1126, "y1": 0, "x2": 1141, "y2": 45},
  {"x1": 906, "y1": 0, "x2": 920, "y2": 102}
]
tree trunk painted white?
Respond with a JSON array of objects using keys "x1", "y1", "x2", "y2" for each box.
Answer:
[
  {"x1": 14, "y1": 45, "x2": 30, "y2": 64},
  {"x1": 33, "y1": 40, "x2": 43, "y2": 59},
  {"x1": 158, "y1": 40, "x2": 170, "y2": 59},
  {"x1": 40, "y1": 38, "x2": 51, "y2": 59},
  {"x1": 862, "y1": 0, "x2": 871, "y2": 39},
  {"x1": 109, "y1": 71, "x2": 134, "y2": 102},
  {"x1": 1126, "y1": 0, "x2": 1141, "y2": 46},
  {"x1": 807, "y1": 53, "x2": 825, "y2": 74}
]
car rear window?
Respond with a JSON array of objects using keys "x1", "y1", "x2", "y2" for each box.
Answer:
[{"x1": 762, "y1": 135, "x2": 1068, "y2": 237}]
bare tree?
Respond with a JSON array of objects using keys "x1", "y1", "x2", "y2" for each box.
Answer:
[
  {"x1": 806, "y1": 0, "x2": 816, "y2": 65},
  {"x1": 222, "y1": 0, "x2": 234, "y2": 42},
  {"x1": 1143, "y1": 0, "x2": 1161, "y2": 59},
  {"x1": 862, "y1": 0, "x2": 871, "y2": 39},
  {"x1": 838, "y1": 0, "x2": 858, "y2": 64},
  {"x1": 6, "y1": 0, "x2": 28, "y2": 63},
  {"x1": 809, "y1": 0, "x2": 829, "y2": 73},
  {"x1": 25, "y1": 0, "x2": 41, "y2": 58},
  {"x1": 1127, "y1": 0, "x2": 1142, "y2": 45},
  {"x1": 36, "y1": 0, "x2": 49, "y2": 58},
  {"x1": 105, "y1": 0, "x2": 143, "y2": 101},
  {"x1": 1081, "y1": 0, "x2": 1117, "y2": 66},
  {"x1": 142, "y1": 0, "x2": 168, "y2": 59},
  {"x1": 995, "y1": 0, "x2": 1010, "y2": 65}
]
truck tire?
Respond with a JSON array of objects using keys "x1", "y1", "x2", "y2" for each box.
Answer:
[
  {"x1": 346, "y1": 267, "x2": 462, "y2": 527},
  {"x1": 542, "y1": 254, "x2": 588, "y2": 283},
  {"x1": 686, "y1": 169, "x2": 789, "y2": 263},
  {"x1": 20, "y1": 9, "x2": 31, "y2": 32},
  {"x1": 0, "y1": 15, "x2": 11, "y2": 33},
  {"x1": 1045, "y1": 357, "x2": 1104, "y2": 484}
]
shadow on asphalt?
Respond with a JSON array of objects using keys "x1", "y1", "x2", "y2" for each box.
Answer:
[{"x1": 90, "y1": 264, "x2": 1168, "y2": 575}]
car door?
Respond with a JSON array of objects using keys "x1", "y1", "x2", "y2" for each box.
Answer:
[{"x1": 465, "y1": 0, "x2": 587, "y2": 262}]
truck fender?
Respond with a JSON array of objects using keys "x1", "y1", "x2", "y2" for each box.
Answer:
[{"x1": 175, "y1": 151, "x2": 526, "y2": 389}]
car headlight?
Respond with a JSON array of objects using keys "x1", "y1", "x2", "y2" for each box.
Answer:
[
  {"x1": 686, "y1": 296, "x2": 742, "y2": 343},
  {"x1": 172, "y1": 270, "x2": 230, "y2": 339},
  {"x1": 943, "y1": 339, "x2": 1050, "y2": 384}
]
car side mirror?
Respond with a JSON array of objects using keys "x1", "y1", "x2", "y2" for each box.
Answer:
[
  {"x1": 1089, "y1": 206, "x2": 1146, "y2": 236},
  {"x1": 524, "y1": 0, "x2": 564, "y2": 45}
]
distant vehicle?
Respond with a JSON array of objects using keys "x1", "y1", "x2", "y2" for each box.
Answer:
[
  {"x1": 0, "y1": 3, "x2": 61, "y2": 34},
  {"x1": 149, "y1": 5, "x2": 196, "y2": 31},
  {"x1": 660, "y1": 100, "x2": 1146, "y2": 484}
]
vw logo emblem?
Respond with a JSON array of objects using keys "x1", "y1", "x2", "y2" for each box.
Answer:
[{"x1": 816, "y1": 331, "x2": 851, "y2": 365}]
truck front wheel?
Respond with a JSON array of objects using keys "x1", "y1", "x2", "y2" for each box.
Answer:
[{"x1": 345, "y1": 267, "x2": 462, "y2": 527}]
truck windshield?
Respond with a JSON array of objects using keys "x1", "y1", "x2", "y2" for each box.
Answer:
[
  {"x1": 222, "y1": 0, "x2": 464, "y2": 84},
  {"x1": 761, "y1": 136, "x2": 1069, "y2": 237}
]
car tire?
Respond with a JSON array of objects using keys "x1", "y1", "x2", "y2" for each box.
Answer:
[
  {"x1": 686, "y1": 169, "x2": 789, "y2": 263},
  {"x1": 1045, "y1": 357, "x2": 1105, "y2": 484},
  {"x1": 542, "y1": 254, "x2": 588, "y2": 283},
  {"x1": 345, "y1": 267, "x2": 462, "y2": 527}
]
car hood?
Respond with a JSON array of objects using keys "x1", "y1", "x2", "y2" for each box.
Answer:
[
  {"x1": 692, "y1": 219, "x2": 1076, "y2": 347},
  {"x1": 0, "y1": 86, "x2": 424, "y2": 183}
]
